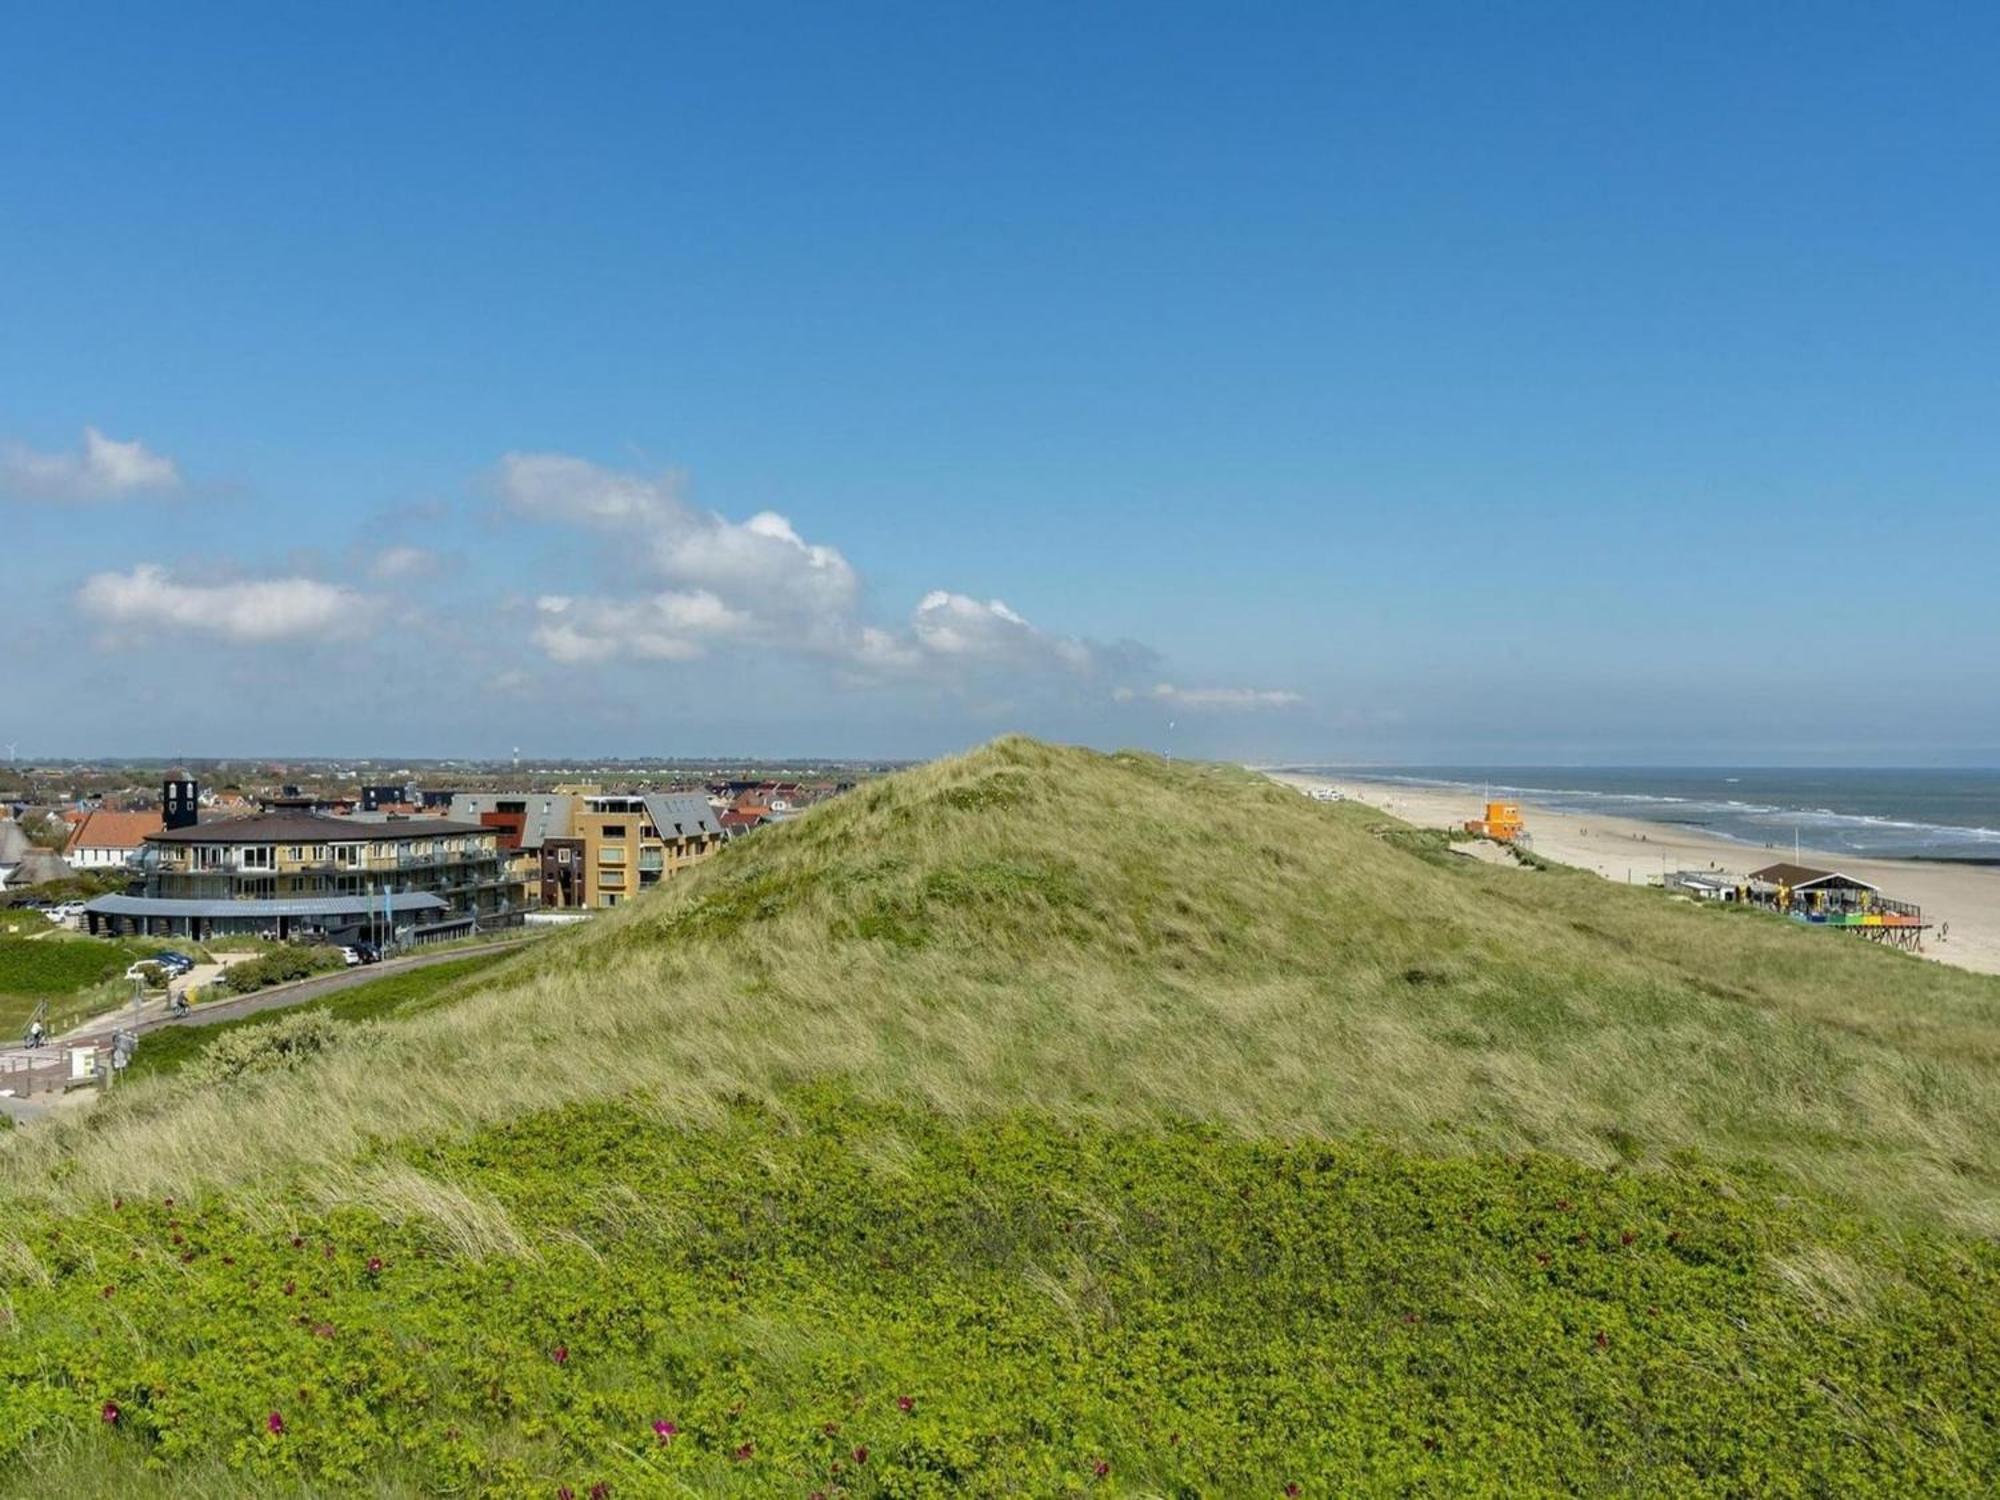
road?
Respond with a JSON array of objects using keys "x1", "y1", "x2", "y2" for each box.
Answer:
[{"x1": 0, "y1": 939, "x2": 530, "y2": 1100}]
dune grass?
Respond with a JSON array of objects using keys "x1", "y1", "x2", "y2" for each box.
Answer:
[
  {"x1": 14, "y1": 737, "x2": 1997, "y2": 1230},
  {"x1": 2, "y1": 737, "x2": 1998, "y2": 1494},
  {"x1": 121, "y1": 952, "x2": 511, "y2": 1082}
]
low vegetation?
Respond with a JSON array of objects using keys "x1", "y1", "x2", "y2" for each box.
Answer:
[
  {"x1": 0, "y1": 937, "x2": 137, "y2": 1035},
  {"x1": 124, "y1": 953, "x2": 509, "y2": 1081},
  {"x1": 1, "y1": 738, "x2": 1997, "y2": 1494},
  {"x1": 216, "y1": 945, "x2": 349, "y2": 996}
]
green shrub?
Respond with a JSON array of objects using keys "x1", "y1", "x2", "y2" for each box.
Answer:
[
  {"x1": 180, "y1": 1010, "x2": 357, "y2": 1086},
  {"x1": 220, "y1": 946, "x2": 348, "y2": 995},
  {"x1": 0, "y1": 1090, "x2": 1995, "y2": 1495}
]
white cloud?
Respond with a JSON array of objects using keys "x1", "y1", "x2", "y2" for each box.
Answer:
[
  {"x1": 497, "y1": 453, "x2": 1096, "y2": 678},
  {"x1": 529, "y1": 589, "x2": 749, "y2": 663},
  {"x1": 910, "y1": 590, "x2": 1093, "y2": 672},
  {"x1": 369, "y1": 544, "x2": 440, "y2": 580},
  {"x1": 76, "y1": 564, "x2": 377, "y2": 644},
  {"x1": 1116, "y1": 682, "x2": 1305, "y2": 712},
  {"x1": 500, "y1": 453, "x2": 859, "y2": 633},
  {"x1": 1, "y1": 427, "x2": 181, "y2": 501}
]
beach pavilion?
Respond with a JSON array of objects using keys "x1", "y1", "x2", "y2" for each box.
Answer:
[{"x1": 1747, "y1": 862, "x2": 1926, "y2": 949}]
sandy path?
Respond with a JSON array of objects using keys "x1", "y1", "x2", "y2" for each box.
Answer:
[{"x1": 1267, "y1": 772, "x2": 2000, "y2": 978}]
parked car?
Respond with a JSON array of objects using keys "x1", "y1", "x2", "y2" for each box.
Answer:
[
  {"x1": 336, "y1": 946, "x2": 362, "y2": 967},
  {"x1": 124, "y1": 961, "x2": 167, "y2": 985},
  {"x1": 155, "y1": 950, "x2": 197, "y2": 971},
  {"x1": 352, "y1": 941, "x2": 382, "y2": 964}
]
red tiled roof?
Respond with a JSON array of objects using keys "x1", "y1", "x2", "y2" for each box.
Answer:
[{"x1": 65, "y1": 809, "x2": 163, "y2": 852}]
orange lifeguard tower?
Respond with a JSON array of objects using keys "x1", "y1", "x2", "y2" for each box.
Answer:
[{"x1": 1464, "y1": 801, "x2": 1525, "y2": 842}]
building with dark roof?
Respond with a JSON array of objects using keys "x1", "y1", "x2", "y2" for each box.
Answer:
[
  {"x1": 447, "y1": 792, "x2": 579, "y2": 910},
  {"x1": 566, "y1": 793, "x2": 725, "y2": 910},
  {"x1": 84, "y1": 811, "x2": 508, "y2": 943}
]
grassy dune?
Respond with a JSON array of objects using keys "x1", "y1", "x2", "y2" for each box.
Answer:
[{"x1": 2, "y1": 738, "x2": 1998, "y2": 1495}]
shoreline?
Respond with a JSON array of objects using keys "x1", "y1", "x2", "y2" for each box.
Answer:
[{"x1": 1265, "y1": 770, "x2": 2000, "y2": 978}]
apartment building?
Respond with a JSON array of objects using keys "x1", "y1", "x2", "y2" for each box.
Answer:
[
  {"x1": 83, "y1": 797, "x2": 507, "y2": 943},
  {"x1": 567, "y1": 793, "x2": 724, "y2": 909},
  {"x1": 447, "y1": 792, "x2": 579, "y2": 912}
]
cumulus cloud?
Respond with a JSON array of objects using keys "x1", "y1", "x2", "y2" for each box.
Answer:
[
  {"x1": 1, "y1": 427, "x2": 181, "y2": 501},
  {"x1": 1116, "y1": 683, "x2": 1306, "y2": 712},
  {"x1": 497, "y1": 453, "x2": 1096, "y2": 678},
  {"x1": 76, "y1": 564, "x2": 377, "y2": 644},
  {"x1": 529, "y1": 590, "x2": 750, "y2": 663},
  {"x1": 910, "y1": 591, "x2": 1093, "y2": 672},
  {"x1": 500, "y1": 454, "x2": 859, "y2": 633}
]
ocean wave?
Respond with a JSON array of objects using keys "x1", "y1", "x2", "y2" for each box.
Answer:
[{"x1": 1294, "y1": 767, "x2": 2000, "y2": 857}]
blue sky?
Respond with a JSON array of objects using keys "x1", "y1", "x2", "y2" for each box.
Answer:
[{"x1": 4, "y1": 3, "x2": 1997, "y2": 763}]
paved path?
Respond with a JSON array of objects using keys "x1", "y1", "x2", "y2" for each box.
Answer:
[{"x1": 1, "y1": 939, "x2": 530, "y2": 1098}]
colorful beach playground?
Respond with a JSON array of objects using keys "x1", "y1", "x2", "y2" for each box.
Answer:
[{"x1": 1671, "y1": 861, "x2": 1928, "y2": 951}]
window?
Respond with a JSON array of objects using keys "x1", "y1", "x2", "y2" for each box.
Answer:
[
  {"x1": 598, "y1": 846, "x2": 626, "y2": 865},
  {"x1": 600, "y1": 870, "x2": 626, "y2": 889},
  {"x1": 600, "y1": 824, "x2": 627, "y2": 839},
  {"x1": 600, "y1": 893, "x2": 619, "y2": 908},
  {"x1": 557, "y1": 849, "x2": 571, "y2": 864}
]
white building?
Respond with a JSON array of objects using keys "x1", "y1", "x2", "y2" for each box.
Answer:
[{"x1": 63, "y1": 810, "x2": 162, "y2": 871}]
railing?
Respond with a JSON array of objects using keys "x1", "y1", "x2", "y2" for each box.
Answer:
[{"x1": 152, "y1": 850, "x2": 502, "y2": 877}]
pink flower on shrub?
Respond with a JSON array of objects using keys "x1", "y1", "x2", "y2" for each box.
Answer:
[
  {"x1": 101, "y1": 1285, "x2": 115, "y2": 1298},
  {"x1": 557, "y1": 1489, "x2": 574, "y2": 1500},
  {"x1": 652, "y1": 1419, "x2": 678, "y2": 1443},
  {"x1": 1092, "y1": 1459, "x2": 1111, "y2": 1479},
  {"x1": 731, "y1": 1442, "x2": 753, "y2": 1461},
  {"x1": 590, "y1": 1485, "x2": 610, "y2": 1500},
  {"x1": 367, "y1": 1256, "x2": 384, "y2": 1275},
  {"x1": 283, "y1": 1280, "x2": 296, "y2": 1296},
  {"x1": 552, "y1": 1343, "x2": 569, "y2": 1366},
  {"x1": 852, "y1": 1445, "x2": 869, "y2": 1465},
  {"x1": 897, "y1": 1394, "x2": 914, "y2": 1412},
  {"x1": 101, "y1": 1401, "x2": 121, "y2": 1424},
  {"x1": 266, "y1": 1411, "x2": 285, "y2": 1435}
]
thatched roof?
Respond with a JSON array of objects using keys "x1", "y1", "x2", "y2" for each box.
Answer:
[{"x1": 8, "y1": 849, "x2": 74, "y2": 885}]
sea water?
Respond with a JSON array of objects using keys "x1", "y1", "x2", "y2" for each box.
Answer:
[{"x1": 1286, "y1": 767, "x2": 2000, "y2": 863}]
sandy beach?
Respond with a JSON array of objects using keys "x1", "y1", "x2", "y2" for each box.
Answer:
[{"x1": 1266, "y1": 771, "x2": 2000, "y2": 979}]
